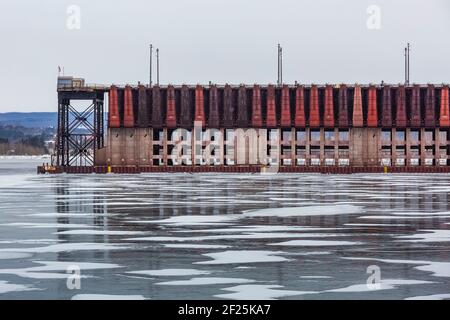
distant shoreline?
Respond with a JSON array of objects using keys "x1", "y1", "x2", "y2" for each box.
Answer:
[{"x1": 0, "y1": 155, "x2": 51, "y2": 159}]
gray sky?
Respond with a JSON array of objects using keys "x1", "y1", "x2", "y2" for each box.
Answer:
[{"x1": 0, "y1": 0, "x2": 449, "y2": 112}]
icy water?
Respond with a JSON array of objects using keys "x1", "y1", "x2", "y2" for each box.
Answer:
[{"x1": 1, "y1": 159, "x2": 450, "y2": 300}]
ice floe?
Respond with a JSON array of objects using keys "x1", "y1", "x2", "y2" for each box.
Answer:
[
  {"x1": 0, "y1": 260, "x2": 122, "y2": 279},
  {"x1": 243, "y1": 204, "x2": 362, "y2": 217},
  {"x1": 127, "y1": 232, "x2": 347, "y2": 243},
  {"x1": 326, "y1": 279, "x2": 433, "y2": 292},
  {"x1": 359, "y1": 215, "x2": 450, "y2": 220},
  {"x1": 0, "y1": 222, "x2": 97, "y2": 229},
  {"x1": 344, "y1": 257, "x2": 450, "y2": 278},
  {"x1": 175, "y1": 225, "x2": 340, "y2": 233},
  {"x1": 0, "y1": 242, "x2": 130, "y2": 253},
  {"x1": 405, "y1": 293, "x2": 450, "y2": 300},
  {"x1": 72, "y1": 294, "x2": 146, "y2": 300},
  {"x1": 215, "y1": 284, "x2": 315, "y2": 300},
  {"x1": 128, "y1": 215, "x2": 241, "y2": 226},
  {"x1": 0, "y1": 252, "x2": 32, "y2": 259},
  {"x1": 127, "y1": 269, "x2": 211, "y2": 276},
  {"x1": 269, "y1": 240, "x2": 361, "y2": 247},
  {"x1": 195, "y1": 250, "x2": 291, "y2": 265},
  {"x1": 0, "y1": 280, "x2": 39, "y2": 294},
  {"x1": 396, "y1": 230, "x2": 450, "y2": 243},
  {"x1": 156, "y1": 277, "x2": 255, "y2": 286},
  {"x1": 163, "y1": 244, "x2": 231, "y2": 249},
  {"x1": 54, "y1": 230, "x2": 145, "y2": 236}
]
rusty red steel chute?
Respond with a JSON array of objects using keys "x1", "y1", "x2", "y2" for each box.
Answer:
[
  {"x1": 381, "y1": 86, "x2": 392, "y2": 127},
  {"x1": 166, "y1": 85, "x2": 177, "y2": 128},
  {"x1": 396, "y1": 85, "x2": 407, "y2": 128},
  {"x1": 323, "y1": 85, "x2": 334, "y2": 128},
  {"x1": 252, "y1": 85, "x2": 263, "y2": 127},
  {"x1": 410, "y1": 85, "x2": 421, "y2": 128},
  {"x1": 266, "y1": 85, "x2": 277, "y2": 128},
  {"x1": 123, "y1": 85, "x2": 134, "y2": 128},
  {"x1": 338, "y1": 85, "x2": 348, "y2": 127},
  {"x1": 108, "y1": 85, "x2": 120, "y2": 128},
  {"x1": 194, "y1": 85, "x2": 205, "y2": 127},
  {"x1": 440, "y1": 85, "x2": 450, "y2": 127},
  {"x1": 367, "y1": 86, "x2": 378, "y2": 127},
  {"x1": 294, "y1": 85, "x2": 306, "y2": 128},
  {"x1": 138, "y1": 85, "x2": 148, "y2": 127},
  {"x1": 180, "y1": 85, "x2": 192, "y2": 128},
  {"x1": 151, "y1": 85, "x2": 163, "y2": 128},
  {"x1": 424, "y1": 84, "x2": 435, "y2": 127},
  {"x1": 223, "y1": 84, "x2": 234, "y2": 128},
  {"x1": 237, "y1": 85, "x2": 249, "y2": 127},
  {"x1": 208, "y1": 85, "x2": 220, "y2": 128},
  {"x1": 352, "y1": 85, "x2": 363, "y2": 127},
  {"x1": 309, "y1": 85, "x2": 320, "y2": 127},
  {"x1": 280, "y1": 85, "x2": 291, "y2": 127}
]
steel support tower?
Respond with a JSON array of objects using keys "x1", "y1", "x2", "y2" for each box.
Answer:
[{"x1": 55, "y1": 90, "x2": 105, "y2": 167}]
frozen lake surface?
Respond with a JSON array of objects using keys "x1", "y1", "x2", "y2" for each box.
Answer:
[{"x1": 0, "y1": 158, "x2": 450, "y2": 300}]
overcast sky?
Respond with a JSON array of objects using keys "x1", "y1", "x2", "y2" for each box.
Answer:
[{"x1": 0, "y1": 0, "x2": 449, "y2": 112}]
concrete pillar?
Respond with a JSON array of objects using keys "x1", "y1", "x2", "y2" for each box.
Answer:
[
  {"x1": 124, "y1": 128, "x2": 136, "y2": 165},
  {"x1": 319, "y1": 128, "x2": 325, "y2": 165},
  {"x1": 366, "y1": 128, "x2": 379, "y2": 166},
  {"x1": 137, "y1": 128, "x2": 151, "y2": 166},
  {"x1": 219, "y1": 128, "x2": 225, "y2": 165},
  {"x1": 406, "y1": 128, "x2": 411, "y2": 166},
  {"x1": 334, "y1": 128, "x2": 339, "y2": 164},
  {"x1": 108, "y1": 128, "x2": 122, "y2": 165},
  {"x1": 350, "y1": 128, "x2": 364, "y2": 166},
  {"x1": 291, "y1": 128, "x2": 296, "y2": 165},
  {"x1": 435, "y1": 128, "x2": 440, "y2": 165},
  {"x1": 305, "y1": 128, "x2": 311, "y2": 165},
  {"x1": 236, "y1": 129, "x2": 247, "y2": 165},
  {"x1": 258, "y1": 129, "x2": 268, "y2": 165},
  {"x1": 163, "y1": 128, "x2": 168, "y2": 165},
  {"x1": 392, "y1": 128, "x2": 397, "y2": 166},
  {"x1": 420, "y1": 128, "x2": 426, "y2": 166},
  {"x1": 269, "y1": 129, "x2": 281, "y2": 166}
]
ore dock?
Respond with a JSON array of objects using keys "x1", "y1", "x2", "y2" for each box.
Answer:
[{"x1": 38, "y1": 77, "x2": 450, "y2": 174}]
